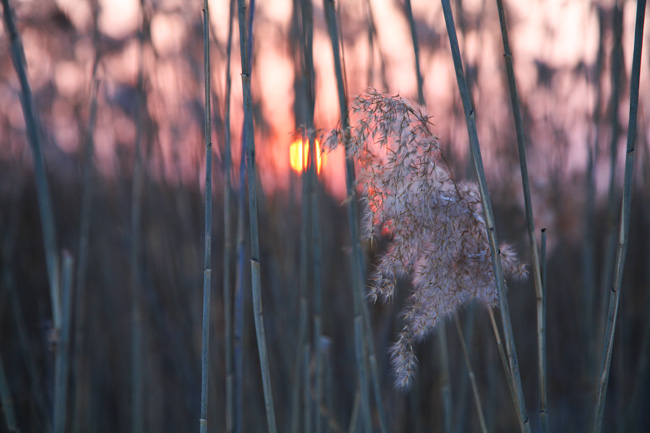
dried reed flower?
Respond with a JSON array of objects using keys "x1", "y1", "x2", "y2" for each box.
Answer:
[{"x1": 325, "y1": 89, "x2": 527, "y2": 389}]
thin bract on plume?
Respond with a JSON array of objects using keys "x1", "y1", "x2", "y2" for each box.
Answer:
[{"x1": 325, "y1": 89, "x2": 527, "y2": 390}]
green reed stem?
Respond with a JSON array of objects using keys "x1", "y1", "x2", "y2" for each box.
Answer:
[
  {"x1": 493, "y1": 2, "x2": 545, "y2": 430},
  {"x1": 593, "y1": 1, "x2": 646, "y2": 432},
  {"x1": 130, "y1": 4, "x2": 147, "y2": 432},
  {"x1": 1, "y1": 0, "x2": 61, "y2": 337},
  {"x1": 54, "y1": 252, "x2": 74, "y2": 433},
  {"x1": 236, "y1": 0, "x2": 278, "y2": 431},
  {"x1": 0, "y1": 355, "x2": 19, "y2": 433},
  {"x1": 440, "y1": 2, "x2": 530, "y2": 431},
  {"x1": 454, "y1": 314, "x2": 488, "y2": 433},
  {"x1": 437, "y1": 324, "x2": 453, "y2": 433},
  {"x1": 540, "y1": 229, "x2": 547, "y2": 432},
  {"x1": 199, "y1": 1, "x2": 213, "y2": 432},
  {"x1": 223, "y1": 1, "x2": 236, "y2": 432},
  {"x1": 404, "y1": 0, "x2": 424, "y2": 104},
  {"x1": 323, "y1": 2, "x2": 372, "y2": 432}
]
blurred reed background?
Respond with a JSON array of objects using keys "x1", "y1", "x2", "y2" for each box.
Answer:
[{"x1": 0, "y1": 0, "x2": 649, "y2": 432}]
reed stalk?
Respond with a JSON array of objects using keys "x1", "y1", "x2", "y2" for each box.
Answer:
[
  {"x1": 199, "y1": 1, "x2": 213, "y2": 432},
  {"x1": 130, "y1": 3, "x2": 147, "y2": 432},
  {"x1": 233, "y1": 139, "x2": 247, "y2": 433},
  {"x1": 0, "y1": 355, "x2": 19, "y2": 433},
  {"x1": 593, "y1": 1, "x2": 646, "y2": 431},
  {"x1": 437, "y1": 324, "x2": 453, "y2": 433},
  {"x1": 540, "y1": 229, "x2": 547, "y2": 431},
  {"x1": 303, "y1": 343, "x2": 313, "y2": 433},
  {"x1": 54, "y1": 252, "x2": 74, "y2": 433},
  {"x1": 453, "y1": 314, "x2": 487, "y2": 433},
  {"x1": 440, "y1": 2, "x2": 530, "y2": 431},
  {"x1": 73, "y1": 41, "x2": 100, "y2": 432},
  {"x1": 299, "y1": 0, "x2": 325, "y2": 430},
  {"x1": 404, "y1": 0, "x2": 424, "y2": 104},
  {"x1": 1, "y1": 0, "x2": 61, "y2": 339},
  {"x1": 598, "y1": 2, "x2": 623, "y2": 353},
  {"x1": 322, "y1": 2, "x2": 372, "y2": 432},
  {"x1": 493, "y1": 2, "x2": 546, "y2": 431},
  {"x1": 223, "y1": 1, "x2": 236, "y2": 431},
  {"x1": 235, "y1": 0, "x2": 278, "y2": 431}
]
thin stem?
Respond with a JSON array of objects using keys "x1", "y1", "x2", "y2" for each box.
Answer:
[
  {"x1": 235, "y1": 0, "x2": 278, "y2": 431},
  {"x1": 323, "y1": 2, "x2": 372, "y2": 432},
  {"x1": 223, "y1": 1, "x2": 236, "y2": 432},
  {"x1": 0, "y1": 355, "x2": 19, "y2": 433},
  {"x1": 437, "y1": 324, "x2": 453, "y2": 433},
  {"x1": 493, "y1": 3, "x2": 545, "y2": 430},
  {"x1": 1, "y1": 0, "x2": 61, "y2": 336},
  {"x1": 54, "y1": 253, "x2": 74, "y2": 433},
  {"x1": 593, "y1": 1, "x2": 646, "y2": 431},
  {"x1": 487, "y1": 308, "x2": 518, "y2": 426},
  {"x1": 454, "y1": 314, "x2": 488, "y2": 433},
  {"x1": 440, "y1": 2, "x2": 530, "y2": 431},
  {"x1": 130, "y1": 3, "x2": 147, "y2": 432},
  {"x1": 199, "y1": 1, "x2": 213, "y2": 432},
  {"x1": 404, "y1": 0, "x2": 425, "y2": 104},
  {"x1": 540, "y1": 229, "x2": 548, "y2": 432},
  {"x1": 233, "y1": 139, "x2": 246, "y2": 433}
]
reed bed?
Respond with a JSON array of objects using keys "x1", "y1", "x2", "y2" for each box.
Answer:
[{"x1": 1, "y1": 1, "x2": 649, "y2": 433}]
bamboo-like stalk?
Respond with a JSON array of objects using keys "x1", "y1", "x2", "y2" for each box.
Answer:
[
  {"x1": 440, "y1": 2, "x2": 530, "y2": 431},
  {"x1": 540, "y1": 229, "x2": 547, "y2": 432},
  {"x1": 298, "y1": 1, "x2": 325, "y2": 431},
  {"x1": 1, "y1": 0, "x2": 61, "y2": 339},
  {"x1": 223, "y1": 1, "x2": 236, "y2": 431},
  {"x1": 593, "y1": 1, "x2": 646, "y2": 432},
  {"x1": 404, "y1": 0, "x2": 424, "y2": 104},
  {"x1": 233, "y1": 139, "x2": 246, "y2": 433},
  {"x1": 437, "y1": 324, "x2": 453, "y2": 433},
  {"x1": 0, "y1": 356, "x2": 19, "y2": 433},
  {"x1": 453, "y1": 314, "x2": 488, "y2": 433},
  {"x1": 54, "y1": 252, "x2": 74, "y2": 433},
  {"x1": 235, "y1": 1, "x2": 278, "y2": 431},
  {"x1": 73, "y1": 37, "x2": 101, "y2": 432},
  {"x1": 581, "y1": 7, "x2": 606, "y2": 385},
  {"x1": 598, "y1": 2, "x2": 624, "y2": 353},
  {"x1": 493, "y1": 2, "x2": 546, "y2": 431},
  {"x1": 303, "y1": 343, "x2": 313, "y2": 433},
  {"x1": 199, "y1": 1, "x2": 213, "y2": 432},
  {"x1": 130, "y1": 3, "x2": 147, "y2": 433},
  {"x1": 322, "y1": 2, "x2": 372, "y2": 432}
]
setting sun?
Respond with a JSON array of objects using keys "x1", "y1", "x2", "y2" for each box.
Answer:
[{"x1": 289, "y1": 138, "x2": 324, "y2": 174}]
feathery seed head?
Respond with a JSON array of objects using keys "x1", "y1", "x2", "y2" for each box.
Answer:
[{"x1": 325, "y1": 89, "x2": 527, "y2": 390}]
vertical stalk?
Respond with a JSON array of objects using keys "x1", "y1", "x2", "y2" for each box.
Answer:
[
  {"x1": 235, "y1": 1, "x2": 278, "y2": 431},
  {"x1": 0, "y1": 356, "x2": 19, "y2": 433},
  {"x1": 73, "y1": 21, "x2": 101, "y2": 427},
  {"x1": 233, "y1": 140, "x2": 247, "y2": 433},
  {"x1": 322, "y1": 2, "x2": 372, "y2": 432},
  {"x1": 453, "y1": 314, "x2": 488, "y2": 433},
  {"x1": 493, "y1": 2, "x2": 545, "y2": 431},
  {"x1": 130, "y1": 3, "x2": 147, "y2": 432},
  {"x1": 437, "y1": 324, "x2": 453, "y2": 433},
  {"x1": 54, "y1": 253, "x2": 74, "y2": 433},
  {"x1": 199, "y1": 1, "x2": 213, "y2": 432},
  {"x1": 439, "y1": 2, "x2": 530, "y2": 431},
  {"x1": 404, "y1": 0, "x2": 424, "y2": 104},
  {"x1": 223, "y1": 1, "x2": 236, "y2": 432},
  {"x1": 598, "y1": 2, "x2": 624, "y2": 349},
  {"x1": 593, "y1": 1, "x2": 646, "y2": 431},
  {"x1": 1, "y1": 0, "x2": 61, "y2": 339},
  {"x1": 298, "y1": 0, "x2": 325, "y2": 431},
  {"x1": 540, "y1": 229, "x2": 548, "y2": 432}
]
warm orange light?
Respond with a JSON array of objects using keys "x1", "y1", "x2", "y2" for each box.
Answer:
[{"x1": 290, "y1": 139, "x2": 323, "y2": 174}]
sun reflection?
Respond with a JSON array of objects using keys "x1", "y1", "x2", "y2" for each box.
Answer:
[{"x1": 290, "y1": 138, "x2": 323, "y2": 174}]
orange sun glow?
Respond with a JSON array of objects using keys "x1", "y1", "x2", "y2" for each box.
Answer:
[{"x1": 289, "y1": 139, "x2": 323, "y2": 174}]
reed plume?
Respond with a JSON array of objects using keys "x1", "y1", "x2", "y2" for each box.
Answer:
[{"x1": 325, "y1": 89, "x2": 526, "y2": 389}]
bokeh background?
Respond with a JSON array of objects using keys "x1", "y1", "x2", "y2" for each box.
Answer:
[{"x1": 1, "y1": 0, "x2": 649, "y2": 432}]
